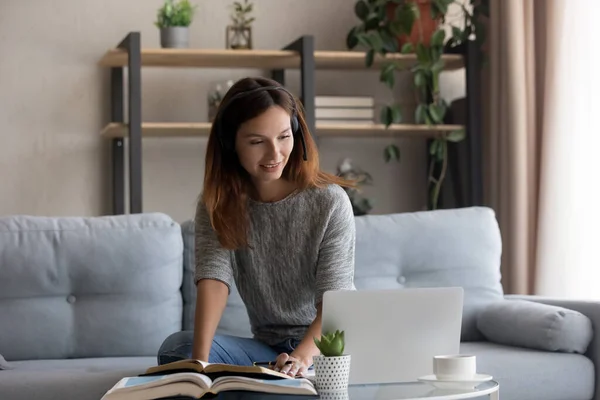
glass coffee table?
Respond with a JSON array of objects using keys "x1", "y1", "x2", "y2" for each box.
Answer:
[
  {"x1": 217, "y1": 380, "x2": 499, "y2": 399},
  {"x1": 334, "y1": 380, "x2": 499, "y2": 399}
]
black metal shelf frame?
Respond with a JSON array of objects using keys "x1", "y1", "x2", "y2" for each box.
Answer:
[{"x1": 108, "y1": 32, "x2": 482, "y2": 215}]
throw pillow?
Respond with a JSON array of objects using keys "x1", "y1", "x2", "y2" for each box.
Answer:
[{"x1": 477, "y1": 299, "x2": 593, "y2": 354}]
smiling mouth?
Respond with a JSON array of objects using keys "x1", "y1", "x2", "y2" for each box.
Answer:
[{"x1": 260, "y1": 162, "x2": 282, "y2": 170}]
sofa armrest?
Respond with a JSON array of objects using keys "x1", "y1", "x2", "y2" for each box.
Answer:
[{"x1": 505, "y1": 294, "x2": 600, "y2": 400}]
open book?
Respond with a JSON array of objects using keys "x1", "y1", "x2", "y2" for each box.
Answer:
[{"x1": 101, "y1": 359, "x2": 317, "y2": 400}]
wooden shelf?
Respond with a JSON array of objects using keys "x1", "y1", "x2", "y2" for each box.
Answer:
[
  {"x1": 101, "y1": 122, "x2": 464, "y2": 139},
  {"x1": 98, "y1": 48, "x2": 464, "y2": 71}
]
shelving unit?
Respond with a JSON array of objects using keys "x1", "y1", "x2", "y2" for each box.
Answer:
[
  {"x1": 100, "y1": 122, "x2": 465, "y2": 139},
  {"x1": 100, "y1": 32, "x2": 481, "y2": 215}
]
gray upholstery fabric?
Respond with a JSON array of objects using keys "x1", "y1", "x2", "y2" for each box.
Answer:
[
  {"x1": 0, "y1": 213, "x2": 184, "y2": 360},
  {"x1": 478, "y1": 299, "x2": 593, "y2": 353},
  {"x1": 506, "y1": 294, "x2": 600, "y2": 400},
  {"x1": 0, "y1": 354, "x2": 12, "y2": 370},
  {"x1": 352, "y1": 207, "x2": 504, "y2": 341},
  {"x1": 461, "y1": 341, "x2": 594, "y2": 400},
  {"x1": 0, "y1": 357, "x2": 154, "y2": 400}
]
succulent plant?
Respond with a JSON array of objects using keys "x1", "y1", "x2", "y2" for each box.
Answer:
[{"x1": 314, "y1": 330, "x2": 345, "y2": 357}]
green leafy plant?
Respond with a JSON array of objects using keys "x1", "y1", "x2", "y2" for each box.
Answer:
[
  {"x1": 230, "y1": 0, "x2": 255, "y2": 28},
  {"x1": 155, "y1": 0, "x2": 197, "y2": 28},
  {"x1": 346, "y1": 0, "x2": 488, "y2": 210},
  {"x1": 314, "y1": 330, "x2": 345, "y2": 357}
]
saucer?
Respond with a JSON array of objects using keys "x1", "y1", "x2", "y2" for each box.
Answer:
[{"x1": 417, "y1": 374, "x2": 493, "y2": 390}]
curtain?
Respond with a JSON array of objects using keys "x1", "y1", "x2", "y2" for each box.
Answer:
[
  {"x1": 487, "y1": 0, "x2": 600, "y2": 297},
  {"x1": 534, "y1": 0, "x2": 600, "y2": 299}
]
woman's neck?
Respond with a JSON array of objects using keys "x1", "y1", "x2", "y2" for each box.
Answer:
[{"x1": 251, "y1": 179, "x2": 297, "y2": 203}]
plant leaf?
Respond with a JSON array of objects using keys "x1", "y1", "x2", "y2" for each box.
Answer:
[
  {"x1": 384, "y1": 144, "x2": 401, "y2": 162},
  {"x1": 415, "y1": 103, "x2": 426, "y2": 124},
  {"x1": 431, "y1": 58, "x2": 445, "y2": 74},
  {"x1": 354, "y1": 0, "x2": 370, "y2": 20},
  {"x1": 447, "y1": 128, "x2": 466, "y2": 142},
  {"x1": 346, "y1": 27, "x2": 359, "y2": 49},
  {"x1": 429, "y1": 139, "x2": 439, "y2": 155},
  {"x1": 431, "y1": 29, "x2": 446, "y2": 47},
  {"x1": 428, "y1": 103, "x2": 443, "y2": 123},
  {"x1": 380, "y1": 105, "x2": 392, "y2": 127},
  {"x1": 395, "y1": 3, "x2": 416, "y2": 35},
  {"x1": 380, "y1": 62, "x2": 396, "y2": 89},
  {"x1": 401, "y1": 42, "x2": 414, "y2": 54},
  {"x1": 416, "y1": 43, "x2": 429, "y2": 64},
  {"x1": 452, "y1": 26, "x2": 463, "y2": 42},
  {"x1": 414, "y1": 70, "x2": 426, "y2": 88},
  {"x1": 367, "y1": 31, "x2": 384, "y2": 53},
  {"x1": 380, "y1": 27, "x2": 398, "y2": 52},
  {"x1": 436, "y1": 139, "x2": 445, "y2": 161},
  {"x1": 365, "y1": 14, "x2": 379, "y2": 30}
]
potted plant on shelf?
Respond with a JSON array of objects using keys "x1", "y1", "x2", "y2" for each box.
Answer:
[
  {"x1": 336, "y1": 158, "x2": 374, "y2": 216},
  {"x1": 346, "y1": 0, "x2": 488, "y2": 210},
  {"x1": 226, "y1": 0, "x2": 255, "y2": 49},
  {"x1": 313, "y1": 330, "x2": 351, "y2": 392},
  {"x1": 155, "y1": 0, "x2": 197, "y2": 48}
]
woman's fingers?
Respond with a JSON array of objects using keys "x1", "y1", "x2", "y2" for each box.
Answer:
[{"x1": 274, "y1": 353, "x2": 290, "y2": 372}]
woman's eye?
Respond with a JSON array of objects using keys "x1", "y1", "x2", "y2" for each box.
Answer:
[
  {"x1": 279, "y1": 135, "x2": 291, "y2": 140},
  {"x1": 250, "y1": 141, "x2": 262, "y2": 145}
]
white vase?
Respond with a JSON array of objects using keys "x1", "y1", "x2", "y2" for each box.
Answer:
[{"x1": 313, "y1": 354, "x2": 351, "y2": 392}]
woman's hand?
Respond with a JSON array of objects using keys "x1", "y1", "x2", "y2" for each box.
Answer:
[{"x1": 273, "y1": 352, "x2": 311, "y2": 377}]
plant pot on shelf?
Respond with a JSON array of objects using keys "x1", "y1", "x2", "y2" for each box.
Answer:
[
  {"x1": 160, "y1": 27, "x2": 190, "y2": 48},
  {"x1": 226, "y1": 25, "x2": 253, "y2": 49},
  {"x1": 313, "y1": 354, "x2": 352, "y2": 392},
  {"x1": 386, "y1": 0, "x2": 441, "y2": 48}
]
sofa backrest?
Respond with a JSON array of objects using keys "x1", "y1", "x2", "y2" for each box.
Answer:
[
  {"x1": 182, "y1": 206, "x2": 504, "y2": 342},
  {"x1": 0, "y1": 213, "x2": 183, "y2": 361},
  {"x1": 352, "y1": 206, "x2": 504, "y2": 341}
]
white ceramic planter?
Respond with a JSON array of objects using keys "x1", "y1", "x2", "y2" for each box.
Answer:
[{"x1": 313, "y1": 354, "x2": 351, "y2": 392}]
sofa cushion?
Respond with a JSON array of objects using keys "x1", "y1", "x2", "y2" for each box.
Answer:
[
  {"x1": 181, "y1": 220, "x2": 252, "y2": 338},
  {"x1": 460, "y1": 341, "x2": 594, "y2": 400},
  {"x1": 477, "y1": 299, "x2": 593, "y2": 353},
  {"x1": 0, "y1": 357, "x2": 154, "y2": 400},
  {"x1": 0, "y1": 354, "x2": 12, "y2": 370},
  {"x1": 354, "y1": 207, "x2": 504, "y2": 341},
  {"x1": 0, "y1": 213, "x2": 184, "y2": 360}
]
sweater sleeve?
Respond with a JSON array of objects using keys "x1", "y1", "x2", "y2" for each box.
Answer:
[
  {"x1": 194, "y1": 201, "x2": 234, "y2": 292},
  {"x1": 315, "y1": 188, "x2": 356, "y2": 305}
]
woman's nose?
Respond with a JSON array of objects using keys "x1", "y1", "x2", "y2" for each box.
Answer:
[{"x1": 266, "y1": 140, "x2": 279, "y2": 157}]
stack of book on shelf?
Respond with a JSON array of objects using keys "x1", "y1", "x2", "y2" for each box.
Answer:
[
  {"x1": 315, "y1": 95, "x2": 375, "y2": 126},
  {"x1": 101, "y1": 359, "x2": 317, "y2": 400}
]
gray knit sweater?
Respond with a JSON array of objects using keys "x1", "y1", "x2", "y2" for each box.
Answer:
[{"x1": 194, "y1": 184, "x2": 356, "y2": 346}]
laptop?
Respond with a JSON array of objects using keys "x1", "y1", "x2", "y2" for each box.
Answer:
[{"x1": 321, "y1": 286, "x2": 464, "y2": 385}]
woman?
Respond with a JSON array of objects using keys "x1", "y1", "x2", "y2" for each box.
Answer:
[{"x1": 157, "y1": 76, "x2": 356, "y2": 378}]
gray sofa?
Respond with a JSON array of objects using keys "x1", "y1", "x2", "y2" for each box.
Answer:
[{"x1": 0, "y1": 206, "x2": 596, "y2": 400}]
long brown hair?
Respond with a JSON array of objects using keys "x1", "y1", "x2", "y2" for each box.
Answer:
[{"x1": 202, "y1": 76, "x2": 354, "y2": 250}]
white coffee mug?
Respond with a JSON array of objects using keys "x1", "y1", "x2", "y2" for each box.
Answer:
[{"x1": 433, "y1": 354, "x2": 476, "y2": 380}]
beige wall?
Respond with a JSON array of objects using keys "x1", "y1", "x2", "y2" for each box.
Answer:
[{"x1": 0, "y1": 0, "x2": 464, "y2": 223}]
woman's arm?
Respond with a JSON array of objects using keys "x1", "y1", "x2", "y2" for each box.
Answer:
[
  {"x1": 192, "y1": 279, "x2": 229, "y2": 361},
  {"x1": 276, "y1": 303, "x2": 324, "y2": 377},
  {"x1": 191, "y1": 200, "x2": 234, "y2": 361}
]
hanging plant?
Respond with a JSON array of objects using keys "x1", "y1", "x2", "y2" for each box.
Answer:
[{"x1": 346, "y1": 0, "x2": 487, "y2": 210}]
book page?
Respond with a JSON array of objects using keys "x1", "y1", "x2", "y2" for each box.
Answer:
[
  {"x1": 202, "y1": 363, "x2": 293, "y2": 380},
  {"x1": 211, "y1": 376, "x2": 317, "y2": 396}
]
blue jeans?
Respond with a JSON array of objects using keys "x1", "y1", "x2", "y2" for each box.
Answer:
[{"x1": 157, "y1": 331, "x2": 301, "y2": 366}]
